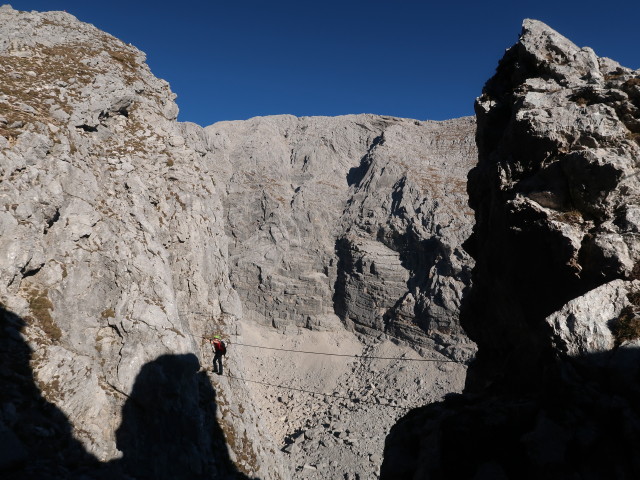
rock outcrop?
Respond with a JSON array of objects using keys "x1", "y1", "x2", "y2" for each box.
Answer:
[
  {"x1": 0, "y1": 6, "x2": 279, "y2": 478},
  {"x1": 466, "y1": 18, "x2": 640, "y2": 388},
  {"x1": 0, "y1": 5, "x2": 479, "y2": 479},
  {"x1": 382, "y1": 19, "x2": 640, "y2": 479}
]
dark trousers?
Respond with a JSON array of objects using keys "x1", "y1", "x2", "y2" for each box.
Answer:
[{"x1": 213, "y1": 353, "x2": 223, "y2": 375}]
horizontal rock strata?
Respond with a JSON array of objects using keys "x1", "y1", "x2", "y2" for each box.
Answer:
[{"x1": 207, "y1": 115, "x2": 477, "y2": 360}]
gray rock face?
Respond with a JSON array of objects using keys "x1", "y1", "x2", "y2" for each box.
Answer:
[
  {"x1": 382, "y1": 19, "x2": 640, "y2": 479},
  {"x1": 546, "y1": 279, "x2": 636, "y2": 359},
  {"x1": 203, "y1": 114, "x2": 477, "y2": 477},
  {"x1": 0, "y1": 6, "x2": 479, "y2": 480},
  {"x1": 337, "y1": 118, "x2": 475, "y2": 357},
  {"x1": 206, "y1": 115, "x2": 388, "y2": 332},
  {"x1": 207, "y1": 115, "x2": 476, "y2": 358},
  {"x1": 465, "y1": 18, "x2": 640, "y2": 386},
  {"x1": 0, "y1": 7, "x2": 278, "y2": 479}
]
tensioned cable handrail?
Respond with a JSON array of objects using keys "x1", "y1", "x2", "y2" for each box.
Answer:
[
  {"x1": 182, "y1": 327, "x2": 460, "y2": 363},
  {"x1": 180, "y1": 310, "x2": 455, "y2": 353},
  {"x1": 190, "y1": 332, "x2": 458, "y2": 363},
  {"x1": 227, "y1": 341, "x2": 458, "y2": 363}
]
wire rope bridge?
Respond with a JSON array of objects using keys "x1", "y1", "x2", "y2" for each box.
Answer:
[{"x1": 183, "y1": 319, "x2": 464, "y2": 412}]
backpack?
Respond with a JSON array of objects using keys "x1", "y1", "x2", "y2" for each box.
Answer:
[{"x1": 214, "y1": 339, "x2": 226, "y2": 355}]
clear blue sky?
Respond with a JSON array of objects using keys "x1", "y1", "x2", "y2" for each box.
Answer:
[{"x1": 8, "y1": 0, "x2": 640, "y2": 126}]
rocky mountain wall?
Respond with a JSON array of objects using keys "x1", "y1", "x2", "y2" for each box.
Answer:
[
  {"x1": 382, "y1": 19, "x2": 640, "y2": 479},
  {"x1": 206, "y1": 115, "x2": 477, "y2": 360},
  {"x1": 0, "y1": 5, "x2": 479, "y2": 479},
  {"x1": 336, "y1": 118, "x2": 475, "y2": 358},
  {"x1": 465, "y1": 19, "x2": 640, "y2": 389},
  {"x1": 0, "y1": 6, "x2": 280, "y2": 478}
]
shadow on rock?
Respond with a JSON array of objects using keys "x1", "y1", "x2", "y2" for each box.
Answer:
[
  {"x1": 0, "y1": 305, "x2": 257, "y2": 480},
  {"x1": 109, "y1": 353, "x2": 257, "y2": 480},
  {"x1": 381, "y1": 347, "x2": 640, "y2": 480},
  {"x1": 0, "y1": 305, "x2": 99, "y2": 479}
]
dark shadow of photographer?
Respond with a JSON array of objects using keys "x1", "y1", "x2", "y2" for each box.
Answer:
[
  {"x1": 1, "y1": 305, "x2": 258, "y2": 479},
  {"x1": 108, "y1": 353, "x2": 257, "y2": 480}
]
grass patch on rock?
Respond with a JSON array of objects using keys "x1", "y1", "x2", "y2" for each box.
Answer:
[
  {"x1": 557, "y1": 209, "x2": 583, "y2": 225},
  {"x1": 23, "y1": 286, "x2": 61, "y2": 342},
  {"x1": 612, "y1": 291, "x2": 640, "y2": 347},
  {"x1": 612, "y1": 306, "x2": 640, "y2": 347}
]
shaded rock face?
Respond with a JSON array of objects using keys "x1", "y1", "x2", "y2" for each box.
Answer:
[
  {"x1": 1, "y1": 308, "x2": 252, "y2": 480},
  {"x1": 337, "y1": 119, "x2": 475, "y2": 355},
  {"x1": 382, "y1": 20, "x2": 640, "y2": 479},
  {"x1": 466, "y1": 18, "x2": 640, "y2": 388}
]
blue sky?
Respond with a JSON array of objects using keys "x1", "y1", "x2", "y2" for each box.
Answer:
[{"x1": 8, "y1": 1, "x2": 640, "y2": 126}]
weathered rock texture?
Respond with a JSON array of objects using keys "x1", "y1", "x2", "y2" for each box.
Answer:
[
  {"x1": 0, "y1": 5, "x2": 478, "y2": 480},
  {"x1": 382, "y1": 19, "x2": 640, "y2": 479},
  {"x1": 466, "y1": 19, "x2": 640, "y2": 387},
  {"x1": 0, "y1": 6, "x2": 279, "y2": 479},
  {"x1": 235, "y1": 318, "x2": 467, "y2": 480},
  {"x1": 337, "y1": 118, "x2": 475, "y2": 358},
  {"x1": 206, "y1": 115, "x2": 476, "y2": 359}
]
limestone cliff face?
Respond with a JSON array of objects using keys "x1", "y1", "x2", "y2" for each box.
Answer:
[
  {"x1": 206, "y1": 115, "x2": 476, "y2": 360},
  {"x1": 0, "y1": 6, "x2": 278, "y2": 479},
  {"x1": 337, "y1": 118, "x2": 474, "y2": 357},
  {"x1": 382, "y1": 20, "x2": 640, "y2": 479},
  {"x1": 204, "y1": 114, "x2": 475, "y2": 479},
  {"x1": 0, "y1": 6, "x2": 478, "y2": 480}
]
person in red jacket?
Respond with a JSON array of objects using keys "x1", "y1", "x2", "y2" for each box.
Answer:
[{"x1": 210, "y1": 335, "x2": 226, "y2": 375}]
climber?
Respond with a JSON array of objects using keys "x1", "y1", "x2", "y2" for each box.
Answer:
[{"x1": 209, "y1": 335, "x2": 226, "y2": 375}]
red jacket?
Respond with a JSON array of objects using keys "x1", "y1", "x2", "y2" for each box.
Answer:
[{"x1": 211, "y1": 339, "x2": 226, "y2": 355}]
